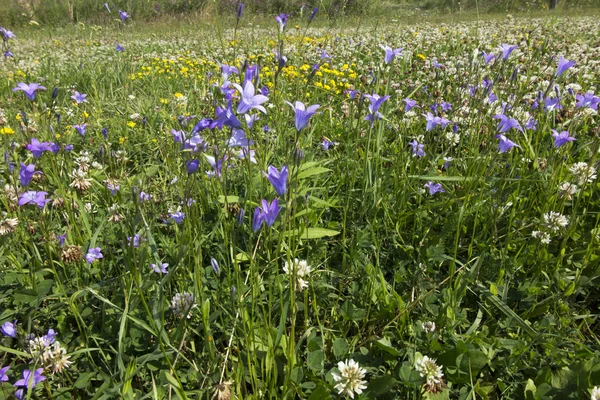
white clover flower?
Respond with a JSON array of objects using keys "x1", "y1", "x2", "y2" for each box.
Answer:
[
  {"x1": 41, "y1": 341, "x2": 73, "y2": 374},
  {"x1": 0, "y1": 214, "x2": 18, "y2": 236},
  {"x1": 543, "y1": 212, "x2": 569, "y2": 233},
  {"x1": 69, "y1": 168, "x2": 93, "y2": 191},
  {"x1": 415, "y1": 355, "x2": 444, "y2": 387},
  {"x1": 332, "y1": 359, "x2": 367, "y2": 399},
  {"x1": 444, "y1": 131, "x2": 460, "y2": 146},
  {"x1": 422, "y1": 321, "x2": 436, "y2": 333},
  {"x1": 532, "y1": 230, "x2": 551, "y2": 244},
  {"x1": 171, "y1": 292, "x2": 196, "y2": 319},
  {"x1": 592, "y1": 386, "x2": 600, "y2": 400},
  {"x1": 559, "y1": 182, "x2": 579, "y2": 200},
  {"x1": 569, "y1": 162, "x2": 597, "y2": 186},
  {"x1": 283, "y1": 259, "x2": 312, "y2": 292}
]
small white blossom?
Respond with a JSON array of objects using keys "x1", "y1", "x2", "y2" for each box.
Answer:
[
  {"x1": 422, "y1": 321, "x2": 436, "y2": 333},
  {"x1": 592, "y1": 386, "x2": 600, "y2": 400},
  {"x1": 332, "y1": 359, "x2": 367, "y2": 399},
  {"x1": 415, "y1": 355, "x2": 444, "y2": 387},
  {"x1": 171, "y1": 292, "x2": 196, "y2": 319},
  {"x1": 543, "y1": 212, "x2": 569, "y2": 233},
  {"x1": 569, "y1": 162, "x2": 597, "y2": 186},
  {"x1": 283, "y1": 259, "x2": 312, "y2": 292},
  {"x1": 532, "y1": 230, "x2": 551, "y2": 244},
  {"x1": 559, "y1": 182, "x2": 579, "y2": 200}
]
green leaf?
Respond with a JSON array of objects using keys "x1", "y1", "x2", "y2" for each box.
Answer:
[
  {"x1": 479, "y1": 286, "x2": 539, "y2": 338},
  {"x1": 408, "y1": 175, "x2": 475, "y2": 182},
  {"x1": 307, "y1": 350, "x2": 324, "y2": 372},
  {"x1": 74, "y1": 372, "x2": 94, "y2": 389},
  {"x1": 14, "y1": 289, "x2": 38, "y2": 305},
  {"x1": 374, "y1": 337, "x2": 401, "y2": 356},
  {"x1": 308, "y1": 384, "x2": 332, "y2": 400},
  {"x1": 298, "y1": 166, "x2": 331, "y2": 179},
  {"x1": 217, "y1": 195, "x2": 240, "y2": 204},
  {"x1": 366, "y1": 375, "x2": 397, "y2": 395},
  {"x1": 284, "y1": 228, "x2": 341, "y2": 239},
  {"x1": 332, "y1": 338, "x2": 349, "y2": 359}
]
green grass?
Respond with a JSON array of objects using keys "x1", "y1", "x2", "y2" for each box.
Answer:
[{"x1": 0, "y1": 8, "x2": 599, "y2": 400}]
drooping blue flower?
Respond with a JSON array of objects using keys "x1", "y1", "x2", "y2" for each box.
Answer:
[
  {"x1": 211, "y1": 258, "x2": 220, "y2": 275},
  {"x1": 423, "y1": 112, "x2": 450, "y2": 131},
  {"x1": 285, "y1": 101, "x2": 320, "y2": 131},
  {"x1": 19, "y1": 163, "x2": 41, "y2": 187},
  {"x1": 253, "y1": 199, "x2": 281, "y2": 231},
  {"x1": 237, "y1": 3, "x2": 244, "y2": 19},
  {"x1": 524, "y1": 118, "x2": 537, "y2": 131},
  {"x1": 551, "y1": 130, "x2": 576, "y2": 148},
  {"x1": 575, "y1": 92, "x2": 600, "y2": 110},
  {"x1": 106, "y1": 181, "x2": 119, "y2": 195},
  {"x1": 424, "y1": 181, "x2": 445, "y2": 195},
  {"x1": 212, "y1": 101, "x2": 242, "y2": 130},
  {"x1": 118, "y1": 10, "x2": 130, "y2": 22},
  {"x1": 169, "y1": 212, "x2": 185, "y2": 224},
  {"x1": 403, "y1": 98, "x2": 418, "y2": 112},
  {"x1": 364, "y1": 94, "x2": 390, "y2": 124},
  {"x1": 379, "y1": 44, "x2": 403, "y2": 64},
  {"x1": 309, "y1": 7, "x2": 318, "y2": 21},
  {"x1": 13, "y1": 82, "x2": 46, "y2": 101},
  {"x1": 495, "y1": 134, "x2": 520, "y2": 153},
  {"x1": 1, "y1": 321, "x2": 16, "y2": 338},
  {"x1": 57, "y1": 234, "x2": 66, "y2": 246},
  {"x1": 232, "y1": 80, "x2": 269, "y2": 114},
  {"x1": 14, "y1": 368, "x2": 45, "y2": 391},
  {"x1": 71, "y1": 91, "x2": 88, "y2": 104},
  {"x1": 127, "y1": 234, "x2": 144, "y2": 248},
  {"x1": 274, "y1": 13, "x2": 289, "y2": 32},
  {"x1": 498, "y1": 43, "x2": 518, "y2": 60},
  {"x1": 408, "y1": 139, "x2": 426, "y2": 157},
  {"x1": 219, "y1": 63, "x2": 239, "y2": 81},
  {"x1": 544, "y1": 97, "x2": 562, "y2": 112},
  {"x1": 186, "y1": 159, "x2": 200, "y2": 174},
  {"x1": 104, "y1": 3, "x2": 111, "y2": 13},
  {"x1": 73, "y1": 123, "x2": 87, "y2": 136},
  {"x1": 555, "y1": 56, "x2": 575, "y2": 77},
  {"x1": 226, "y1": 128, "x2": 253, "y2": 147},
  {"x1": 151, "y1": 263, "x2": 168, "y2": 274},
  {"x1": 481, "y1": 51, "x2": 495, "y2": 65},
  {"x1": 18, "y1": 191, "x2": 50, "y2": 208},
  {"x1": 204, "y1": 154, "x2": 225, "y2": 178},
  {"x1": 116, "y1": 43, "x2": 124, "y2": 52},
  {"x1": 0, "y1": 27, "x2": 16, "y2": 41},
  {"x1": 0, "y1": 366, "x2": 8, "y2": 382},
  {"x1": 264, "y1": 165, "x2": 288, "y2": 197},
  {"x1": 85, "y1": 247, "x2": 103, "y2": 263},
  {"x1": 493, "y1": 114, "x2": 523, "y2": 133}
]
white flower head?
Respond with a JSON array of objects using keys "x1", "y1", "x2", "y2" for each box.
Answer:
[
  {"x1": 591, "y1": 386, "x2": 600, "y2": 400},
  {"x1": 422, "y1": 321, "x2": 436, "y2": 333},
  {"x1": 532, "y1": 230, "x2": 551, "y2": 244},
  {"x1": 170, "y1": 292, "x2": 196, "y2": 319},
  {"x1": 415, "y1": 355, "x2": 444, "y2": 387},
  {"x1": 559, "y1": 182, "x2": 579, "y2": 200},
  {"x1": 543, "y1": 212, "x2": 569, "y2": 233},
  {"x1": 569, "y1": 162, "x2": 597, "y2": 186},
  {"x1": 283, "y1": 258, "x2": 312, "y2": 292},
  {"x1": 332, "y1": 359, "x2": 368, "y2": 399}
]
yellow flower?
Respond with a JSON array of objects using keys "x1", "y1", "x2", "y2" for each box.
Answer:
[
  {"x1": 82, "y1": 111, "x2": 89, "y2": 118},
  {"x1": 0, "y1": 127, "x2": 15, "y2": 135},
  {"x1": 55, "y1": 134, "x2": 61, "y2": 139},
  {"x1": 119, "y1": 137, "x2": 126, "y2": 144},
  {"x1": 160, "y1": 98, "x2": 169, "y2": 104},
  {"x1": 174, "y1": 92, "x2": 184, "y2": 98},
  {"x1": 417, "y1": 54, "x2": 427, "y2": 60},
  {"x1": 127, "y1": 121, "x2": 136, "y2": 128}
]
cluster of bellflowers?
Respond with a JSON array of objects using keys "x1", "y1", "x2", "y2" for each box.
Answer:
[{"x1": 1, "y1": 322, "x2": 72, "y2": 399}]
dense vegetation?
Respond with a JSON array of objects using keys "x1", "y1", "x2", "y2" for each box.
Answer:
[{"x1": 0, "y1": 4, "x2": 599, "y2": 400}]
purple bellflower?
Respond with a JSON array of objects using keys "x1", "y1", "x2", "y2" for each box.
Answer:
[
  {"x1": 482, "y1": 51, "x2": 495, "y2": 65},
  {"x1": 493, "y1": 114, "x2": 523, "y2": 133},
  {"x1": 499, "y1": 44, "x2": 518, "y2": 60},
  {"x1": 116, "y1": 43, "x2": 124, "y2": 52},
  {"x1": 151, "y1": 263, "x2": 168, "y2": 274},
  {"x1": 232, "y1": 80, "x2": 269, "y2": 114},
  {"x1": 524, "y1": 118, "x2": 537, "y2": 131},
  {"x1": 275, "y1": 14, "x2": 289, "y2": 32},
  {"x1": 71, "y1": 91, "x2": 88, "y2": 104},
  {"x1": 219, "y1": 63, "x2": 239, "y2": 81},
  {"x1": 85, "y1": 247, "x2": 103, "y2": 263},
  {"x1": 544, "y1": 97, "x2": 562, "y2": 112},
  {"x1": 119, "y1": 10, "x2": 130, "y2": 22},
  {"x1": 379, "y1": 44, "x2": 403, "y2": 64},
  {"x1": 555, "y1": 56, "x2": 575, "y2": 77},
  {"x1": 264, "y1": 165, "x2": 288, "y2": 197},
  {"x1": 551, "y1": 130, "x2": 576, "y2": 148},
  {"x1": 13, "y1": 83, "x2": 46, "y2": 101},
  {"x1": 252, "y1": 199, "x2": 281, "y2": 231},
  {"x1": 495, "y1": 134, "x2": 521, "y2": 153},
  {"x1": 211, "y1": 258, "x2": 220, "y2": 275},
  {"x1": 403, "y1": 98, "x2": 418, "y2": 112},
  {"x1": 424, "y1": 181, "x2": 445, "y2": 195},
  {"x1": 0, "y1": 27, "x2": 16, "y2": 41},
  {"x1": 408, "y1": 140, "x2": 426, "y2": 157},
  {"x1": 19, "y1": 163, "x2": 41, "y2": 187},
  {"x1": 18, "y1": 191, "x2": 50, "y2": 208},
  {"x1": 285, "y1": 101, "x2": 320, "y2": 131},
  {"x1": 212, "y1": 101, "x2": 242, "y2": 129},
  {"x1": 186, "y1": 159, "x2": 200, "y2": 174},
  {"x1": 237, "y1": 3, "x2": 244, "y2": 19},
  {"x1": 14, "y1": 368, "x2": 46, "y2": 400},
  {"x1": 169, "y1": 212, "x2": 185, "y2": 224},
  {"x1": 205, "y1": 154, "x2": 225, "y2": 178},
  {"x1": 575, "y1": 92, "x2": 600, "y2": 110},
  {"x1": 104, "y1": 3, "x2": 111, "y2": 13},
  {"x1": 364, "y1": 94, "x2": 390, "y2": 124},
  {"x1": 0, "y1": 366, "x2": 8, "y2": 382},
  {"x1": 73, "y1": 124, "x2": 87, "y2": 136},
  {"x1": 1, "y1": 321, "x2": 16, "y2": 338},
  {"x1": 226, "y1": 128, "x2": 253, "y2": 147}
]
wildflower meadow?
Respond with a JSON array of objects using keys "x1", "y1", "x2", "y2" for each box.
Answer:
[{"x1": 1, "y1": 1, "x2": 600, "y2": 399}]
